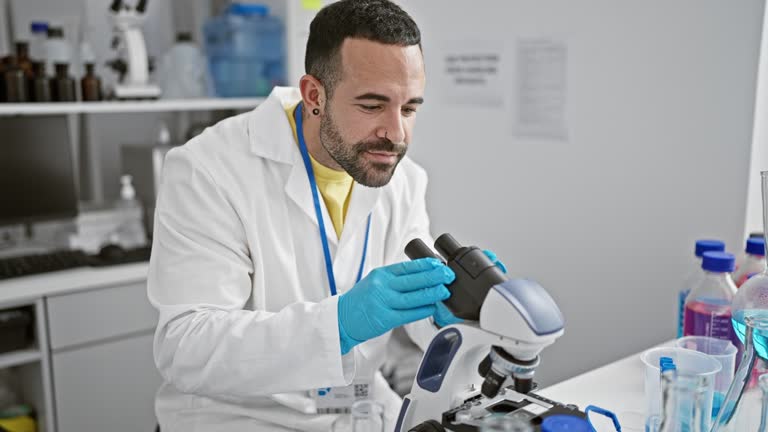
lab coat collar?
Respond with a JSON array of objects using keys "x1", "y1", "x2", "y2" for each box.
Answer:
[
  {"x1": 250, "y1": 87, "x2": 382, "y2": 246},
  {"x1": 247, "y1": 86, "x2": 302, "y2": 164}
]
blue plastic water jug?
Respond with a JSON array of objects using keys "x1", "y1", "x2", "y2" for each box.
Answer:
[{"x1": 204, "y1": 3, "x2": 285, "y2": 97}]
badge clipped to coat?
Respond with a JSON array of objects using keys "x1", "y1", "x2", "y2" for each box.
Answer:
[{"x1": 311, "y1": 377, "x2": 373, "y2": 414}]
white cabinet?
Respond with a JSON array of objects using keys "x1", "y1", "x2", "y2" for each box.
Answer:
[
  {"x1": 51, "y1": 333, "x2": 160, "y2": 432},
  {"x1": 45, "y1": 278, "x2": 160, "y2": 432}
]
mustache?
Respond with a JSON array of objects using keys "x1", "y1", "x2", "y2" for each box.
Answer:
[{"x1": 355, "y1": 139, "x2": 407, "y2": 156}]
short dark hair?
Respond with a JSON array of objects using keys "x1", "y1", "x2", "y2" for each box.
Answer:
[{"x1": 305, "y1": 0, "x2": 421, "y2": 97}]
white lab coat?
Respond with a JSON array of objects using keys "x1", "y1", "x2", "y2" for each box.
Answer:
[{"x1": 148, "y1": 87, "x2": 438, "y2": 431}]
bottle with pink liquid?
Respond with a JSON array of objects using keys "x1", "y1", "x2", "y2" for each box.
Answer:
[
  {"x1": 733, "y1": 237, "x2": 766, "y2": 287},
  {"x1": 683, "y1": 251, "x2": 741, "y2": 352}
]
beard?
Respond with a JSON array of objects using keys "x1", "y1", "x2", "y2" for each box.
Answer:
[{"x1": 318, "y1": 107, "x2": 407, "y2": 188}]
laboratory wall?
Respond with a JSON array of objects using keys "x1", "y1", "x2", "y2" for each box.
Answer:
[
  {"x1": 403, "y1": 0, "x2": 764, "y2": 385},
  {"x1": 747, "y1": 5, "x2": 768, "y2": 235}
]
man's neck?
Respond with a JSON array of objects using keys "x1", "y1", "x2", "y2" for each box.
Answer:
[{"x1": 302, "y1": 109, "x2": 344, "y2": 171}]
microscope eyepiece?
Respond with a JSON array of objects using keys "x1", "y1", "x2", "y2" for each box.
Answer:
[
  {"x1": 405, "y1": 238, "x2": 441, "y2": 261},
  {"x1": 434, "y1": 233, "x2": 463, "y2": 260}
]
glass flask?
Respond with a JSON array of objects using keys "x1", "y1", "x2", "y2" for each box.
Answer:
[
  {"x1": 658, "y1": 373, "x2": 710, "y2": 432},
  {"x1": 711, "y1": 171, "x2": 768, "y2": 432}
]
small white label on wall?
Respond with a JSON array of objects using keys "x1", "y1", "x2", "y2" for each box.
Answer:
[
  {"x1": 515, "y1": 38, "x2": 568, "y2": 140},
  {"x1": 436, "y1": 41, "x2": 505, "y2": 107}
]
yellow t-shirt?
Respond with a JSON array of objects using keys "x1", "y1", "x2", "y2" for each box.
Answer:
[{"x1": 285, "y1": 103, "x2": 354, "y2": 238}]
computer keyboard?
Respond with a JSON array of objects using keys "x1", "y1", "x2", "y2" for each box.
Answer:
[
  {"x1": 0, "y1": 250, "x2": 91, "y2": 280},
  {"x1": 0, "y1": 245, "x2": 153, "y2": 280}
]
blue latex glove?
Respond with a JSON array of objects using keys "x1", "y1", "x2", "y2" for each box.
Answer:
[
  {"x1": 482, "y1": 249, "x2": 508, "y2": 274},
  {"x1": 338, "y1": 258, "x2": 456, "y2": 354},
  {"x1": 433, "y1": 249, "x2": 508, "y2": 328}
]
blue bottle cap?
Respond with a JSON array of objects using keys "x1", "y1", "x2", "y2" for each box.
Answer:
[
  {"x1": 542, "y1": 415, "x2": 592, "y2": 432},
  {"x1": 701, "y1": 251, "x2": 735, "y2": 273},
  {"x1": 228, "y1": 3, "x2": 269, "y2": 16},
  {"x1": 695, "y1": 239, "x2": 726, "y2": 257},
  {"x1": 746, "y1": 237, "x2": 765, "y2": 256},
  {"x1": 30, "y1": 22, "x2": 49, "y2": 33}
]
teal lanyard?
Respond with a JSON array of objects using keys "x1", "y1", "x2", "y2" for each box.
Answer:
[{"x1": 294, "y1": 102, "x2": 372, "y2": 296}]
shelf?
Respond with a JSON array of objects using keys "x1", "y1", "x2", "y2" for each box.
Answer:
[
  {"x1": 0, "y1": 97, "x2": 266, "y2": 116},
  {"x1": 0, "y1": 347, "x2": 41, "y2": 369}
]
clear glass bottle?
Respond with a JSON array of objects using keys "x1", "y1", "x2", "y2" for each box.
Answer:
[
  {"x1": 734, "y1": 237, "x2": 766, "y2": 287},
  {"x1": 679, "y1": 240, "x2": 726, "y2": 337},
  {"x1": 683, "y1": 251, "x2": 740, "y2": 351}
]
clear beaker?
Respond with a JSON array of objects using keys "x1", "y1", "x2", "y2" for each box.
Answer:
[
  {"x1": 351, "y1": 400, "x2": 384, "y2": 432},
  {"x1": 479, "y1": 414, "x2": 533, "y2": 432},
  {"x1": 658, "y1": 373, "x2": 711, "y2": 432},
  {"x1": 641, "y1": 347, "x2": 721, "y2": 431},
  {"x1": 676, "y1": 336, "x2": 738, "y2": 394}
]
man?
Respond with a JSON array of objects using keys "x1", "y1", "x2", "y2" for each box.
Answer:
[{"x1": 148, "y1": 1, "x2": 500, "y2": 430}]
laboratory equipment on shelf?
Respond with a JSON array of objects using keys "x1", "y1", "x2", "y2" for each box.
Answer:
[
  {"x1": 204, "y1": 2, "x2": 285, "y2": 97},
  {"x1": 106, "y1": 0, "x2": 161, "y2": 99},
  {"x1": 81, "y1": 63, "x2": 103, "y2": 101},
  {"x1": 30, "y1": 61, "x2": 51, "y2": 102},
  {"x1": 683, "y1": 252, "x2": 739, "y2": 350},
  {"x1": 678, "y1": 240, "x2": 726, "y2": 337},
  {"x1": 29, "y1": 22, "x2": 49, "y2": 65},
  {"x1": 157, "y1": 32, "x2": 208, "y2": 99},
  {"x1": 50, "y1": 63, "x2": 76, "y2": 102},
  {"x1": 44, "y1": 27, "x2": 71, "y2": 76},
  {"x1": 395, "y1": 234, "x2": 593, "y2": 431},
  {"x1": 710, "y1": 171, "x2": 768, "y2": 432}
]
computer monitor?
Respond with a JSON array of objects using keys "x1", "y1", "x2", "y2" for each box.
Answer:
[{"x1": 0, "y1": 116, "x2": 79, "y2": 225}]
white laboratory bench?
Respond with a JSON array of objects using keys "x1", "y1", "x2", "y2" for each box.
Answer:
[
  {"x1": 539, "y1": 350, "x2": 647, "y2": 431},
  {"x1": 5, "y1": 265, "x2": 746, "y2": 432},
  {"x1": 0, "y1": 262, "x2": 157, "y2": 432}
]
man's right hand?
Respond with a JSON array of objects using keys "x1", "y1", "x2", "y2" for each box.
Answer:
[{"x1": 337, "y1": 258, "x2": 455, "y2": 354}]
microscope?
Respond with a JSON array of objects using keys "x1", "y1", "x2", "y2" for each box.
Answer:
[
  {"x1": 107, "y1": 0, "x2": 161, "y2": 99},
  {"x1": 395, "y1": 234, "x2": 588, "y2": 431}
]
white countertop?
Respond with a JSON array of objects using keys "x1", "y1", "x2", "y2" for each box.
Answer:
[
  {"x1": 0, "y1": 263, "x2": 149, "y2": 305},
  {"x1": 539, "y1": 350, "x2": 647, "y2": 431}
]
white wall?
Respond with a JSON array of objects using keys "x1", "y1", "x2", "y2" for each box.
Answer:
[
  {"x1": 404, "y1": 0, "x2": 764, "y2": 385},
  {"x1": 746, "y1": 5, "x2": 768, "y2": 236}
]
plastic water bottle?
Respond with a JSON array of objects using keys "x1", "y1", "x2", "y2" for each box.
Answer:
[
  {"x1": 204, "y1": 3, "x2": 285, "y2": 97},
  {"x1": 733, "y1": 237, "x2": 766, "y2": 287},
  {"x1": 683, "y1": 252, "x2": 740, "y2": 351},
  {"x1": 678, "y1": 240, "x2": 726, "y2": 337}
]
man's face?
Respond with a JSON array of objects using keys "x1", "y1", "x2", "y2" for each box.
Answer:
[{"x1": 319, "y1": 38, "x2": 426, "y2": 188}]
